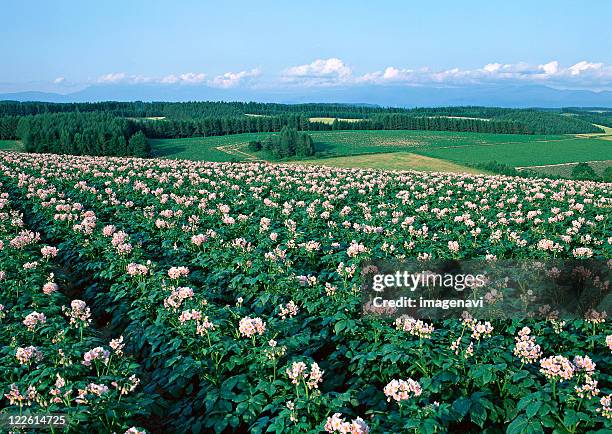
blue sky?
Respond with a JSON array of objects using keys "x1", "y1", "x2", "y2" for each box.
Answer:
[{"x1": 2, "y1": 0, "x2": 611, "y2": 92}]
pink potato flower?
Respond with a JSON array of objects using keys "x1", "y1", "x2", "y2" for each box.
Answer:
[
  {"x1": 324, "y1": 413, "x2": 369, "y2": 433},
  {"x1": 239, "y1": 317, "x2": 266, "y2": 338},
  {"x1": 383, "y1": 378, "x2": 422, "y2": 402}
]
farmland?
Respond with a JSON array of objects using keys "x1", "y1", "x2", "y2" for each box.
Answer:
[
  {"x1": 416, "y1": 136, "x2": 612, "y2": 167},
  {"x1": 0, "y1": 140, "x2": 21, "y2": 151},
  {"x1": 291, "y1": 152, "x2": 487, "y2": 174},
  {"x1": 3, "y1": 101, "x2": 610, "y2": 172},
  {"x1": 1, "y1": 102, "x2": 612, "y2": 433},
  {"x1": 0, "y1": 151, "x2": 610, "y2": 433},
  {"x1": 149, "y1": 130, "x2": 612, "y2": 170},
  {"x1": 149, "y1": 136, "x2": 263, "y2": 162}
]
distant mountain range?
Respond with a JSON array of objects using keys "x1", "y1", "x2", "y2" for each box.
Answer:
[{"x1": 1, "y1": 84, "x2": 611, "y2": 108}]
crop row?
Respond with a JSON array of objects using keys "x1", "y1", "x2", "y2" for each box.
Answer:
[{"x1": 0, "y1": 181, "x2": 151, "y2": 433}]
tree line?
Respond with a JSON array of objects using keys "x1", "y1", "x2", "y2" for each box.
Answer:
[
  {"x1": 0, "y1": 101, "x2": 603, "y2": 134},
  {"x1": 494, "y1": 110, "x2": 604, "y2": 134},
  {"x1": 15, "y1": 112, "x2": 149, "y2": 157},
  {"x1": 367, "y1": 114, "x2": 531, "y2": 134},
  {"x1": 561, "y1": 108, "x2": 612, "y2": 128},
  {"x1": 0, "y1": 101, "x2": 391, "y2": 119},
  {"x1": 127, "y1": 114, "x2": 532, "y2": 138}
]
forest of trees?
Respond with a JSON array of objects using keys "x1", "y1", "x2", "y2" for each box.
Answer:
[
  {"x1": 0, "y1": 116, "x2": 19, "y2": 139},
  {"x1": 368, "y1": 114, "x2": 531, "y2": 133},
  {"x1": 134, "y1": 113, "x2": 532, "y2": 138},
  {"x1": 561, "y1": 108, "x2": 612, "y2": 128},
  {"x1": 248, "y1": 126, "x2": 314, "y2": 158},
  {"x1": 494, "y1": 110, "x2": 605, "y2": 134},
  {"x1": 0, "y1": 101, "x2": 603, "y2": 133},
  {"x1": 15, "y1": 112, "x2": 149, "y2": 157},
  {"x1": 0, "y1": 101, "x2": 401, "y2": 119},
  {"x1": 0, "y1": 101, "x2": 606, "y2": 158}
]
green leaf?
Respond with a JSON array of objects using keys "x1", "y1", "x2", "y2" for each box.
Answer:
[
  {"x1": 470, "y1": 364, "x2": 493, "y2": 385},
  {"x1": 452, "y1": 397, "x2": 471, "y2": 418},
  {"x1": 418, "y1": 419, "x2": 438, "y2": 434},
  {"x1": 507, "y1": 415, "x2": 528, "y2": 434},
  {"x1": 470, "y1": 402, "x2": 487, "y2": 427},
  {"x1": 525, "y1": 401, "x2": 542, "y2": 419},
  {"x1": 517, "y1": 395, "x2": 534, "y2": 411},
  {"x1": 334, "y1": 320, "x2": 347, "y2": 334},
  {"x1": 512, "y1": 370, "x2": 529, "y2": 382},
  {"x1": 563, "y1": 410, "x2": 579, "y2": 428},
  {"x1": 214, "y1": 419, "x2": 228, "y2": 433}
]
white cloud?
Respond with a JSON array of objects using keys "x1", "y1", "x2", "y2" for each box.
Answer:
[
  {"x1": 568, "y1": 61, "x2": 603, "y2": 76},
  {"x1": 286, "y1": 58, "x2": 352, "y2": 78},
  {"x1": 96, "y1": 72, "x2": 154, "y2": 84},
  {"x1": 354, "y1": 71, "x2": 383, "y2": 83},
  {"x1": 130, "y1": 75, "x2": 153, "y2": 84},
  {"x1": 97, "y1": 72, "x2": 128, "y2": 83},
  {"x1": 483, "y1": 63, "x2": 502, "y2": 73},
  {"x1": 159, "y1": 73, "x2": 206, "y2": 84},
  {"x1": 282, "y1": 58, "x2": 352, "y2": 86},
  {"x1": 539, "y1": 61, "x2": 559, "y2": 75},
  {"x1": 431, "y1": 67, "x2": 468, "y2": 83},
  {"x1": 90, "y1": 59, "x2": 612, "y2": 91},
  {"x1": 53, "y1": 76, "x2": 65, "y2": 84},
  {"x1": 160, "y1": 74, "x2": 179, "y2": 84},
  {"x1": 98, "y1": 72, "x2": 208, "y2": 85},
  {"x1": 382, "y1": 67, "x2": 417, "y2": 81},
  {"x1": 354, "y1": 59, "x2": 612, "y2": 89},
  {"x1": 382, "y1": 67, "x2": 401, "y2": 80},
  {"x1": 355, "y1": 67, "x2": 424, "y2": 84},
  {"x1": 179, "y1": 72, "x2": 207, "y2": 84},
  {"x1": 209, "y1": 68, "x2": 261, "y2": 88}
]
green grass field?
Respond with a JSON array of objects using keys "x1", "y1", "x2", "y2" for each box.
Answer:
[
  {"x1": 150, "y1": 134, "x2": 269, "y2": 161},
  {"x1": 291, "y1": 152, "x2": 487, "y2": 174},
  {"x1": 149, "y1": 129, "x2": 612, "y2": 168},
  {"x1": 416, "y1": 136, "x2": 612, "y2": 167},
  {"x1": 0, "y1": 140, "x2": 23, "y2": 151}
]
